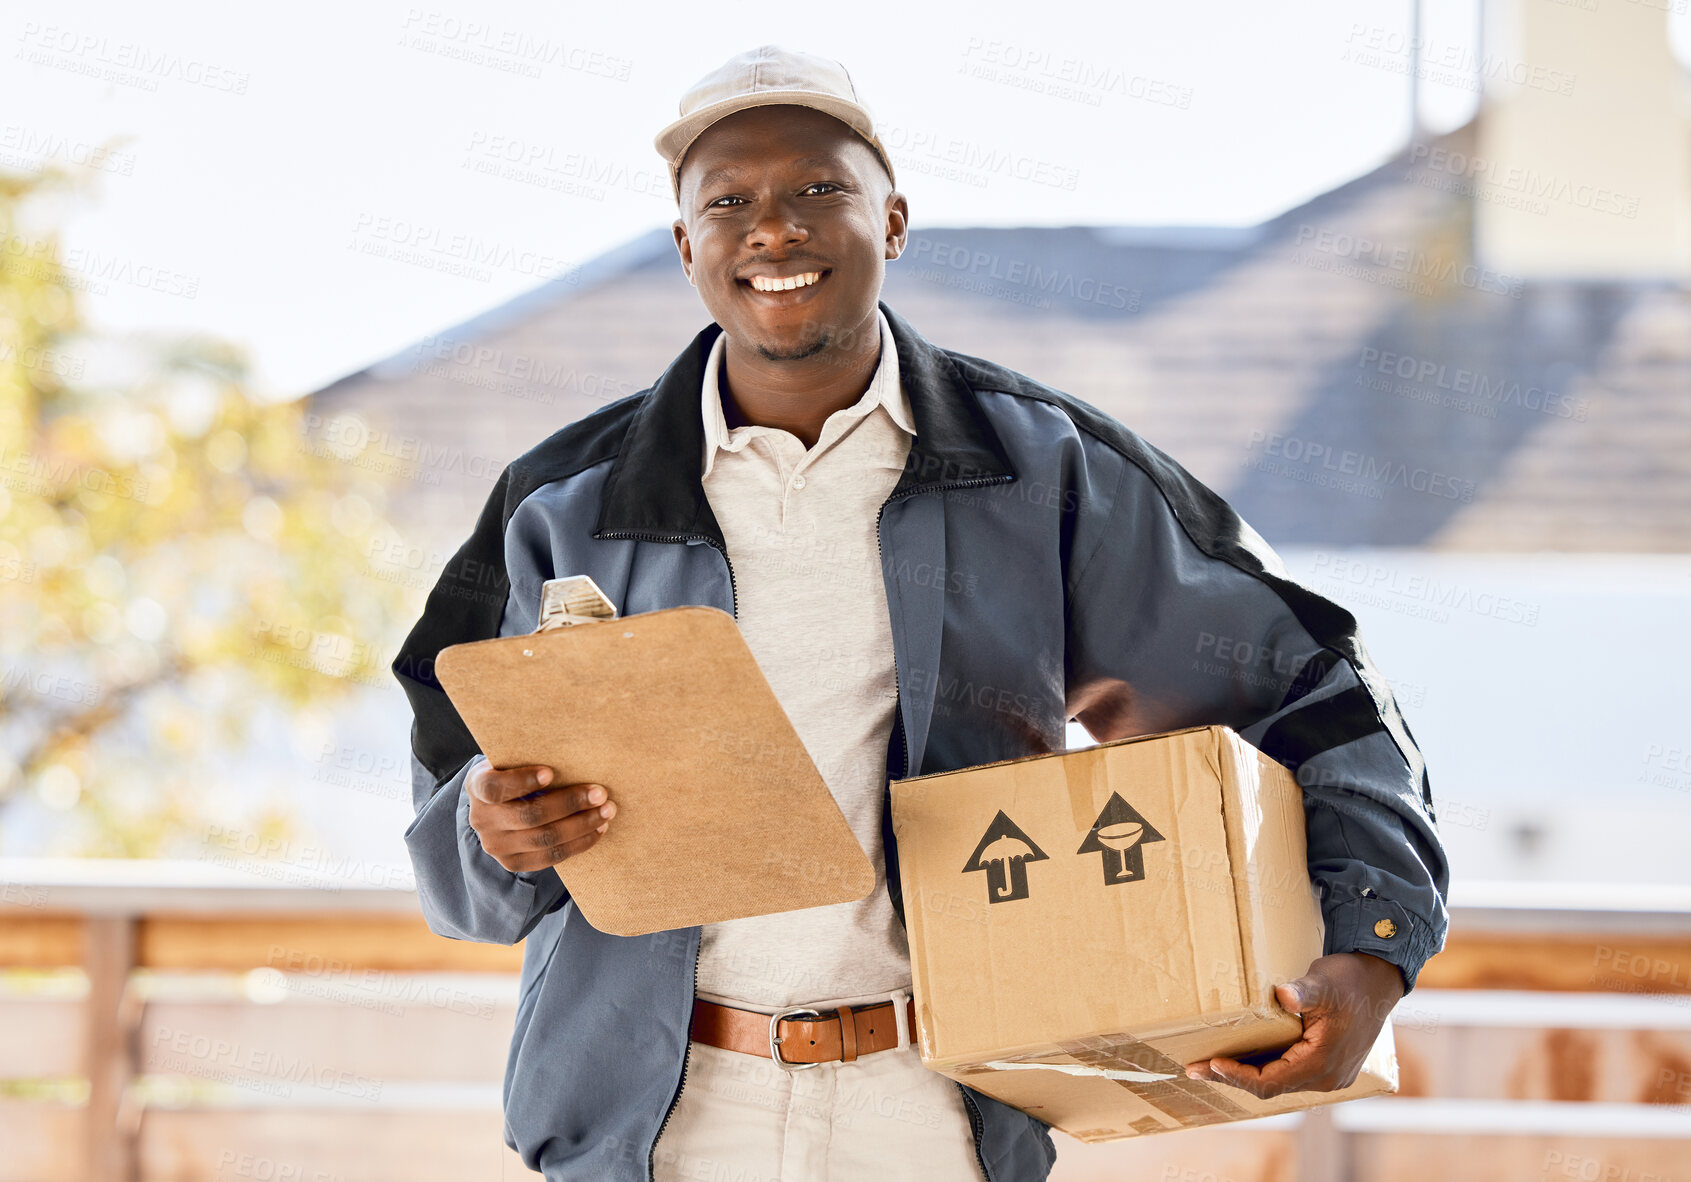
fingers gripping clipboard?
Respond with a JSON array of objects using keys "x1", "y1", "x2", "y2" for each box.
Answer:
[{"x1": 433, "y1": 576, "x2": 878, "y2": 937}]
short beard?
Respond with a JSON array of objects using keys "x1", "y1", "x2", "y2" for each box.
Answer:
[{"x1": 754, "y1": 326, "x2": 831, "y2": 362}]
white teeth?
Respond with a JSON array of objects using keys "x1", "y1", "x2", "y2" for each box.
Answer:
[{"x1": 748, "y1": 271, "x2": 822, "y2": 292}]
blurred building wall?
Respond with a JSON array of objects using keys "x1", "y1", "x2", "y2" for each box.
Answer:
[{"x1": 1477, "y1": 0, "x2": 1691, "y2": 278}]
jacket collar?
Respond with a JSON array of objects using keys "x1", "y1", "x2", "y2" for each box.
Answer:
[{"x1": 594, "y1": 300, "x2": 1015, "y2": 544}]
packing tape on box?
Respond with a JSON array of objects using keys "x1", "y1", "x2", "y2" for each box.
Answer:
[
  {"x1": 980, "y1": 1032, "x2": 1253, "y2": 1128},
  {"x1": 981, "y1": 1060, "x2": 1177, "y2": 1084}
]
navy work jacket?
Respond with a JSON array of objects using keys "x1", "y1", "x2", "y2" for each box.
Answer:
[{"x1": 392, "y1": 300, "x2": 1450, "y2": 1181}]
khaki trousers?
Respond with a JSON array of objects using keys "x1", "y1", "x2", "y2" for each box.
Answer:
[{"x1": 652, "y1": 992, "x2": 986, "y2": 1182}]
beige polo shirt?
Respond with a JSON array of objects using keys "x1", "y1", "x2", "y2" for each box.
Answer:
[{"x1": 693, "y1": 308, "x2": 919, "y2": 1013}]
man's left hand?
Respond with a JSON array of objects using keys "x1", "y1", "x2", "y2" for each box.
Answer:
[{"x1": 1183, "y1": 952, "x2": 1404, "y2": 1098}]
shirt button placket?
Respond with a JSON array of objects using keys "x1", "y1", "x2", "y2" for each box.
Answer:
[{"x1": 773, "y1": 437, "x2": 803, "y2": 525}]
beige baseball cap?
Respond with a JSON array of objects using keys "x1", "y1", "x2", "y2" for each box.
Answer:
[{"x1": 654, "y1": 44, "x2": 897, "y2": 202}]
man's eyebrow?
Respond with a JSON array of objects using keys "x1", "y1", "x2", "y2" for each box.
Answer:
[{"x1": 695, "y1": 156, "x2": 848, "y2": 191}]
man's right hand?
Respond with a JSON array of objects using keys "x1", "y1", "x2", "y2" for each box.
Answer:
[{"x1": 465, "y1": 762, "x2": 617, "y2": 874}]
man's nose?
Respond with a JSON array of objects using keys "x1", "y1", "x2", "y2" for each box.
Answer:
[{"x1": 746, "y1": 205, "x2": 809, "y2": 250}]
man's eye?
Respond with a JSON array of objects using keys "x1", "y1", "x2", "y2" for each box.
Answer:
[
  {"x1": 709, "y1": 195, "x2": 745, "y2": 208},
  {"x1": 804, "y1": 183, "x2": 839, "y2": 195}
]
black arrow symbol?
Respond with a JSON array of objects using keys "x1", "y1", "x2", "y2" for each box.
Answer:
[
  {"x1": 962, "y1": 810, "x2": 1049, "y2": 903},
  {"x1": 1076, "y1": 792, "x2": 1165, "y2": 885}
]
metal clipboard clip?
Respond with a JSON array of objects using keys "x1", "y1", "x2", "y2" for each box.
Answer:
[{"x1": 535, "y1": 575, "x2": 620, "y2": 633}]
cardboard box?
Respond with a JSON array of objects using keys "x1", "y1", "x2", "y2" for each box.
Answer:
[{"x1": 889, "y1": 724, "x2": 1397, "y2": 1141}]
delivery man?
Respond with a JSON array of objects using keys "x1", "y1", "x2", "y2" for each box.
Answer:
[{"x1": 393, "y1": 44, "x2": 1450, "y2": 1182}]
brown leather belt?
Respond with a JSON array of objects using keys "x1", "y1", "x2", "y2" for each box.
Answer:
[{"x1": 690, "y1": 996, "x2": 917, "y2": 1067}]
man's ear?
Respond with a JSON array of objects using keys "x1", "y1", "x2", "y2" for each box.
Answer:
[
  {"x1": 672, "y1": 218, "x2": 695, "y2": 286},
  {"x1": 886, "y1": 191, "x2": 913, "y2": 263},
  {"x1": 884, "y1": 191, "x2": 910, "y2": 263}
]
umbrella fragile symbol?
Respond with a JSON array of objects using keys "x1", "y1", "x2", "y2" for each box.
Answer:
[
  {"x1": 1076, "y1": 792, "x2": 1165, "y2": 885},
  {"x1": 963, "y1": 810, "x2": 1050, "y2": 904}
]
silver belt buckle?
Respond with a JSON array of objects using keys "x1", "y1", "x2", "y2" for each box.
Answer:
[{"x1": 768, "y1": 1007, "x2": 823, "y2": 1071}]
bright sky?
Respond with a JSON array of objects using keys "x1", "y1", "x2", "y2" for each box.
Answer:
[{"x1": 5, "y1": 1, "x2": 1683, "y2": 398}]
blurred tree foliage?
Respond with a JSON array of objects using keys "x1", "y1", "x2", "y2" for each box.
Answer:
[{"x1": 0, "y1": 163, "x2": 415, "y2": 857}]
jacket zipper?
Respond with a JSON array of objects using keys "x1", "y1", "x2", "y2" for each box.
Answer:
[
  {"x1": 875, "y1": 471, "x2": 1010, "y2": 1182},
  {"x1": 649, "y1": 930, "x2": 700, "y2": 1182},
  {"x1": 872, "y1": 471, "x2": 1012, "y2": 781},
  {"x1": 956, "y1": 1083, "x2": 990, "y2": 1181},
  {"x1": 873, "y1": 498, "x2": 909, "y2": 781},
  {"x1": 594, "y1": 530, "x2": 739, "y2": 621}
]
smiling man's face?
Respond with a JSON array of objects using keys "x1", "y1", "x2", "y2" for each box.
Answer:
[{"x1": 672, "y1": 104, "x2": 907, "y2": 366}]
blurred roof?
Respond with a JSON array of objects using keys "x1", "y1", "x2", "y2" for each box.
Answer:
[{"x1": 311, "y1": 118, "x2": 1691, "y2": 551}]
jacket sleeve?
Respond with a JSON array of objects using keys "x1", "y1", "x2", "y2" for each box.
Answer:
[
  {"x1": 393, "y1": 464, "x2": 569, "y2": 945},
  {"x1": 402, "y1": 748, "x2": 568, "y2": 945},
  {"x1": 1062, "y1": 436, "x2": 1450, "y2": 993}
]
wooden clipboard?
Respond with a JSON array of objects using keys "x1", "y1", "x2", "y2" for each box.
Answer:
[{"x1": 433, "y1": 578, "x2": 878, "y2": 936}]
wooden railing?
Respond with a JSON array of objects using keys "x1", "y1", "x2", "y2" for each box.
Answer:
[{"x1": 3, "y1": 860, "x2": 1690, "y2": 1182}]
